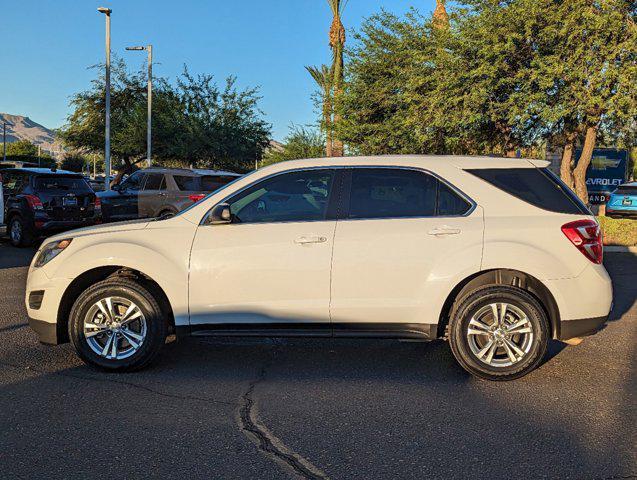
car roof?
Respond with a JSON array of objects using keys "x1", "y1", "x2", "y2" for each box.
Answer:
[
  {"x1": 193, "y1": 169, "x2": 241, "y2": 177},
  {"x1": 140, "y1": 167, "x2": 199, "y2": 176},
  {"x1": 139, "y1": 167, "x2": 241, "y2": 177},
  {"x1": 3, "y1": 167, "x2": 80, "y2": 175},
  {"x1": 253, "y1": 155, "x2": 550, "y2": 171}
]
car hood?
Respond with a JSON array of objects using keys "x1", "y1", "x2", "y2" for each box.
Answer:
[{"x1": 43, "y1": 219, "x2": 151, "y2": 243}]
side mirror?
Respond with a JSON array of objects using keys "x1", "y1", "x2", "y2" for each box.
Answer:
[{"x1": 208, "y1": 203, "x2": 232, "y2": 225}]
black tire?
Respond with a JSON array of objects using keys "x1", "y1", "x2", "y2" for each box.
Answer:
[
  {"x1": 157, "y1": 209, "x2": 176, "y2": 219},
  {"x1": 8, "y1": 216, "x2": 35, "y2": 247},
  {"x1": 69, "y1": 277, "x2": 168, "y2": 371},
  {"x1": 448, "y1": 285, "x2": 549, "y2": 381}
]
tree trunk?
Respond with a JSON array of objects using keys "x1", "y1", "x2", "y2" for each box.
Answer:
[
  {"x1": 560, "y1": 141, "x2": 575, "y2": 189},
  {"x1": 324, "y1": 94, "x2": 333, "y2": 157},
  {"x1": 572, "y1": 126, "x2": 597, "y2": 203},
  {"x1": 332, "y1": 42, "x2": 345, "y2": 157}
]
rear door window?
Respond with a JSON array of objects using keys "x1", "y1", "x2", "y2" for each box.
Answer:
[
  {"x1": 466, "y1": 167, "x2": 590, "y2": 215},
  {"x1": 34, "y1": 176, "x2": 91, "y2": 192},
  {"x1": 144, "y1": 173, "x2": 165, "y2": 191},
  {"x1": 201, "y1": 175, "x2": 236, "y2": 192},
  {"x1": 174, "y1": 175, "x2": 201, "y2": 191},
  {"x1": 348, "y1": 168, "x2": 437, "y2": 219}
]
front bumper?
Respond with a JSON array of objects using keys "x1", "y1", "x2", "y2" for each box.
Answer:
[
  {"x1": 28, "y1": 317, "x2": 59, "y2": 345},
  {"x1": 25, "y1": 266, "x2": 72, "y2": 345},
  {"x1": 558, "y1": 315, "x2": 608, "y2": 341}
]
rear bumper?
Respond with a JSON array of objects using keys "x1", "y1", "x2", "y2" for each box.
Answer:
[
  {"x1": 36, "y1": 218, "x2": 100, "y2": 232},
  {"x1": 558, "y1": 315, "x2": 608, "y2": 341},
  {"x1": 28, "y1": 317, "x2": 59, "y2": 345}
]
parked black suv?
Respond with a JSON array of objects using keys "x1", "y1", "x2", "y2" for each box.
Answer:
[
  {"x1": 97, "y1": 167, "x2": 240, "y2": 222},
  {"x1": 2, "y1": 168, "x2": 101, "y2": 247}
]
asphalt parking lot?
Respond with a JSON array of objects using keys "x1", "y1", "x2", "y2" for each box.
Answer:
[{"x1": 0, "y1": 241, "x2": 635, "y2": 480}]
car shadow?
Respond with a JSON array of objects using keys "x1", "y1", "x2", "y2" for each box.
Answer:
[
  {"x1": 0, "y1": 238, "x2": 38, "y2": 269},
  {"x1": 604, "y1": 251, "x2": 637, "y2": 322}
]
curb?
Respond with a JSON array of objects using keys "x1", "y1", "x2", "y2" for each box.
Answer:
[{"x1": 605, "y1": 245, "x2": 637, "y2": 253}]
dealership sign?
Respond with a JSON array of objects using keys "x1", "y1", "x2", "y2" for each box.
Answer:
[{"x1": 578, "y1": 148, "x2": 628, "y2": 204}]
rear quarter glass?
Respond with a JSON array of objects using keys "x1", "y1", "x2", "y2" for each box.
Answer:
[{"x1": 466, "y1": 167, "x2": 590, "y2": 215}]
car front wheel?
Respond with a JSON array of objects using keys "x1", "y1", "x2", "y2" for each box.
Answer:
[
  {"x1": 448, "y1": 286, "x2": 549, "y2": 381},
  {"x1": 69, "y1": 277, "x2": 168, "y2": 371}
]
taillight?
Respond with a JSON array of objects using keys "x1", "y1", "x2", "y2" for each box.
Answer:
[
  {"x1": 561, "y1": 219, "x2": 603, "y2": 264},
  {"x1": 94, "y1": 196, "x2": 102, "y2": 210},
  {"x1": 188, "y1": 194, "x2": 206, "y2": 203},
  {"x1": 24, "y1": 194, "x2": 44, "y2": 211}
]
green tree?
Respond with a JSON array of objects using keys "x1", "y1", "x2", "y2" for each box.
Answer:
[
  {"x1": 59, "y1": 60, "x2": 271, "y2": 181},
  {"x1": 339, "y1": 0, "x2": 637, "y2": 201},
  {"x1": 172, "y1": 69, "x2": 272, "y2": 172},
  {"x1": 60, "y1": 154, "x2": 88, "y2": 173},
  {"x1": 6, "y1": 139, "x2": 38, "y2": 156},
  {"x1": 531, "y1": 0, "x2": 637, "y2": 200},
  {"x1": 262, "y1": 126, "x2": 325, "y2": 166},
  {"x1": 4, "y1": 139, "x2": 56, "y2": 168},
  {"x1": 335, "y1": 11, "x2": 433, "y2": 155}
]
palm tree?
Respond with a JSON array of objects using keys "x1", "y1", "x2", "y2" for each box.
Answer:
[
  {"x1": 432, "y1": 0, "x2": 450, "y2": 29},
  {"x1": 305, "y1": 64, "x2": 334, "y2": 157},
  {"x1": 327, "y1": 0, "x2": 346, "y2": 156}
]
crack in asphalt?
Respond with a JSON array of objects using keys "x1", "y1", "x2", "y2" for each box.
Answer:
[
  {"x1": 238, "y1": 355, "x2": 329, "y2": 480},
  {"x1": 0, "y1": 360, "x2": 234, "y2": 406}
]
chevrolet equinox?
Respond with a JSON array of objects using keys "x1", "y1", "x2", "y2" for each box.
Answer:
[{"x1": 26, "y1": 156, "x2": 612, "y2": 381}]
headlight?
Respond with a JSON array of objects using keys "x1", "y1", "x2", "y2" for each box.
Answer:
[{"x1": 34, "y1": 239, "x2": 73, "y2": 268}]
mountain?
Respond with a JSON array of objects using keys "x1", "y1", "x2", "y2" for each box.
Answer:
[{"x1": 0, "y1": 113, "x2": 62, "y2": 154}]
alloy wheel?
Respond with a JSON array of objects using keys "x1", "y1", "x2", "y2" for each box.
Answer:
[
  {"x1": 466, "y1": 302, "x2": 534, "y2": 367},
  {"x1": 10, "y1": 220, "x2": 21, "y2": 244},
  {"x1": 83, "y1": 296, "x2": 147, "y2": 360}
]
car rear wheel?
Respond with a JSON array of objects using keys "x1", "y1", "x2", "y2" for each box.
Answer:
[
  {"x1": 157, "y1": 209, "x2": 176, "y2": 219},
  {"x1": 8, "y1": 216, "x2": 34, "y2": 247},
  {"x1": 69, "y1": 277, "x2": 168, "y2": 371},
  {"x1": 448, "y1": 286, "x2": 549, "y2": 381}
]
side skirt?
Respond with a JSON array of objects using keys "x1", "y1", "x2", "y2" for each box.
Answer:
[{"x1": 178, "y1": 323, "x2": 439, "y2": 340}]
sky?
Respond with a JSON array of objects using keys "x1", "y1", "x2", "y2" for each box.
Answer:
[{"x1": 0, "y1": 0, "x2": 437, "y2": 141}]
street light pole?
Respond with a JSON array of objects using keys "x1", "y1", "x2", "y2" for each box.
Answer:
[
  {"x1": 98, "y1": 7, "x2": 112, "y2": 191},
  {"x1": 147, "y1": 45, "x2": 152, "y2": 168},
  {"x1": 126, "y1": 45, "x2": 152, "y2": 167},
  {"x1": 2, "y1": 122, "x2": 6, "y2": 162}
]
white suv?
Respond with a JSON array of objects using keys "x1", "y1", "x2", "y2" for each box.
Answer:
[{"x1": 25, "y1": 156, "x2": 612, "y2": 380}]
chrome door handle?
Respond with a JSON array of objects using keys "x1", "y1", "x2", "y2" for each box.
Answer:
[
  {"x1": 294, "y1": 235, "x2": 328, "y2": 245},
  {"x1": 428, "y1": 226, "x2": 461, "y2": 236}
]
